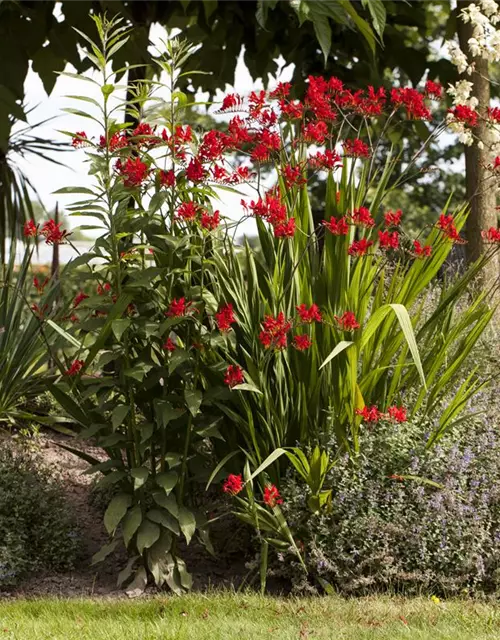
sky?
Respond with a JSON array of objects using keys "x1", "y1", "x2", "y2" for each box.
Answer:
[{"x1": 15, "y1": 23, "x2": 294, "y2": 246}]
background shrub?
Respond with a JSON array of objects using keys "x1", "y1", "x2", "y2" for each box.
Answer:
[
  {"x1": 277, "y1": 398, "x2": 500, "y2": 596},
  {"x1": 0, "y1": 440, "x2": 79, "y2": 586}
]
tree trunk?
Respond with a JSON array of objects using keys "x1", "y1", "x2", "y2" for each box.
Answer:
[{"x1": 457, "y1": 1, "x2": 499, "y2": 286}]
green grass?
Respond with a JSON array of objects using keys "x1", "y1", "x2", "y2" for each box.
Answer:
[{"x1": 0, "y1": 593, "x2": 499, "y2": 639}]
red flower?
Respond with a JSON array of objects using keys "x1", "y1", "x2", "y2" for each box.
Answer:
[
  {"x1": 494, "y1": 156, "x2": 500, "y2": 170},
  {"x1": 296, "y1": 303, "x2": 322, "y2": 324},
  {"x1": 116, "y1": 157, "x2": 149, "y2": 187},
  {"x1": 263, "y1": 484, "x2": 283, "y2": 507},
  {"x1": 273, "y1": 218, "x2": 296, "y2": 238},
  {"x1": 322, "y1": 216, "x2": 349, "y2": 236},
  {"x1": 437, "y1": 214, "x2": 461, "y2": 241},
  {"x1": 378, "y1": 230, "x2": 399, "y2": 250},
  {"x1": 391, "y1": 88, "x2": 431, "y2": 120},
  {"x1": 221, "y1": 93, "x2": 243, "y2": 111},
  {"x1": 259, "y1": 312, "x2": 292, "y2": 350},
  {"x1": 186, "y1": 157, "x2": 206, "y2": 182},
  {"x1": 384, "y1": 209, "x2": 402, "y2": 227},
  {"x1": 223, "y1": 474, "x2": 243, "y2": 495},
  {"x1": 282, "y1": 165, "x2": 306, "y2": 189},
  {"x1": 224, "y1": 364, "x2": 245, "y2": 388},
  {"x1": 334, "y1": 311, "x2": 360, "y2": 331},
  {"x1": 448, "y1": 105, "x2": 478, "y2": 127},
  {"x1": 351, "y1": 207, "x2": 375, "y2": 227},
  {"x1": 482, "y1": 227, "x2": 500, "y2": 243},
  {"x1": 24, "y1": 220, "x2": 38, "y2": 237},
  {"x1": 100, "y1": 132, "x2": 128, "y2": 151},
  {"x1": 73, "y1": 291, "x2": 89, "y2": 308},
  {"x1": 33, "y1": 276, "x2": 48, "y2": 293},
  {"x1": 40, "y1": 219, "x2": 68, "y2": 245},
  {"x1": 387, "y1": 406, "x2": 407, "y2": 423},
  {"x1": 177, "y1": 201, "x2": 199, "y2": 221},
  {"x1": 132, "y1": 122, "x2": 157, "y2": 146},
  {"x1": 159, "y1": 169, "x2": 176, "y2": 187},
  {"x1": 355, "y1": 405, "x2": 382, "y2": 423},
  {"x1": 216, "y1": 303, "x2": 236, "y2": 332},
  {"x1": 31, "y1": 303, "x2": 48, "y2": 319},
  {"x1": 97, "y1": 282, "x2": 112, "y2": 295},
  {"x1": 308, "y1": 150, "x2": 342, "y2": 170},
  {"x1": 166, "y1": 298, "x2": 191, "y2": 317},
  {"x1": 425, "y1": 80, "x2": 442, "y2": 100},
  {"x1": 200, "y1": 210, "x2": 220, "y2": 230},
  {"x1": 72, "y1": 131, "x2": 88, "y2": 148},
  {"x1": 342, "y1": 138, "x2": 370, "y2": 158},
  {"x1": 487, "y1": 107, "x2": 500, "y2": 123},
  {"x1": 270, "y1": 82, "x2": 291, "y2": 99},
  {"x1": 65, "y1": 359, "x2": 84, "y2": 376},
  {"x1": 163, "y1": 337, "x2": 176, "y2": 352},
  {"x1": 293, "y1": 334, "x2": 312, "y2": 351},
  {"x1": 413, "y1": 240, "x2": 432, "y2": 257},
  {"x1": 280, "y1": 99, "x2": 303, "y2": 120},
  {"x1": 348, "y1": 238, "x2": 373, "y2": 256},
  {"x1": 302, "y1": 121, "x2": 329, "y2": 144}
]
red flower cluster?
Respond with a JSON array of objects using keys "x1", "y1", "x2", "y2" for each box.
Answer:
[
  {"x1": 488, "y1": 107, "x2": 500, "y2": 123},
  {"x1": 334, "y1": 311, "x2": 360, "y2": 331},
  {"x1": 220, "y1": 93, "x2": 243, "y2": 111},
  {"x1": 448, "y1": 105, "x2": 478, "y2": 127},
  {"x1": 425, "y1": 80, "x2": 443, "y2": 100},
  {"x1": 384, "y1": 209, "x2": 402, "y2": 227},
  {"x1": 263, "y1": 484, "x2": 283, "y2": 507},
  {"x1": 100, "y1": 132, "x2": 128, "y2": 151},
  {"x1": 163, "y1": 337, "x2": 176, "y2": 352},
  {"x1": 378, "y1": 230, "x2": 399, "y2": 250},
  {"x1": 224, "y1": 364, "x2": 244, "y2": 388},
  {"x1": 65, "y1": 359, "x2": 84, "y2": 376},
  {"x1": 243, "y1": 190, "x2": 295, "y2": 238},
  {"x1": 259, "y1": 312, "x2": 292, "y2": 350},
  {"x1": 351, "y1": 207, "x2": 375, "y2": 227},
  {"x1": 342, "y1": 138, "x2": 370, "y2": 158},
  {"x1": 72, "y1": 131, "x2": 88, "y2": 148},
  {"x1": 293, "y1": 334, "x2": 312, "y2": 351},
  {"x1": 482, "y1": 227, "x2": 500, "y2": 243},
  {"x1": 97, "y1": 282, "x2": 111, "y2": 295},
  {"x1": 33, "y1": 276, "x2": 48, "y2": 293},
  {"x1": 388, "y1": 406, "x2": 407, "y2": 423},
  {"x1": 186, "y1": 157, "x2": 206, "y2": 182},
  {"x1": 437, "y1": 214, "x2": 461, "y2": 242},
  {"x1": 413, "y1": 240, "x2": 432, "y2": 257},
  {"x1": 355, "y1": 405, "x2": 382, "y2": 422},
  {"x1": 282, "y1": 164, "x2": 307, "y2": 189},
  {"x1": 215, "y1": 303, "x2": 236, "y2": 332},
  {"x1": 166, "y1": 297, "x2": 192, "y2": 317},
  {"x1": 40, "y1": 220, "x2": 69, "y2": 245},
  {"x1": 348, "y1": 238, "x2": 373, "y2": 256},
  {"x1": 308, "y1": 149, "x2": 342, "y2": 170},
  {"x1": 200, "y1": 210, "x2": 220, "y2": 230},
  {"x1": 391, "y1": 88, "x2": 431, "y2": 120},
  {"x1": 24, "y1": 220, "x2": 38, "y2": 237},
  {"x1": 296, "y1": 303, "x2": 322, "y2": 324},
  {"x1": 159, "y1": 169, "x2": 176, "y2": 187},
  {"x1": 73, "y1": 291, "x2": 89, "y2": 308},
  {"x1": 322, "y1": 216, "x2": 349, "y2": 236},
  {"x1": 132, "y1": 123, "x2": 158, "y2": 146},
  {"x1": 356, "y1": 405, "x2": 408, "y2": 423},
  {"x1": 223, "y1": 474, "x2": 243, "y2": 495},
  {"x1": 116, "y1": 157, "x2": 149, "y2": 187},
  {"x1": 177, "y1": 201, "x2": 199, "y2": 221}
]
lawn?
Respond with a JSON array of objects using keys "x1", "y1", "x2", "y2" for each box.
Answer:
[{"x1": 0, "y1": 593, "x2": 499, "y2": 640}]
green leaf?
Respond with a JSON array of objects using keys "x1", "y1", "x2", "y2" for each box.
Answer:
[
  {"x1": 131, "y1": 467, "x2": 149, "y2": 490},
  {"x1": 147, "y1": 509, "x2": 180, "y2": 535},
  {"x1": 312, "y1": 14, "x2": 332, "y2": 64},
  {"x1": 233, "y1": 383, "x2": 263, "y2": 395},
  {"x1": 184, "y1": 389, "x2": 202, "y2": 416},
  {"x1": 112, "y1": 404, "x2": 130, "y2": 429},
  {"x1": 84, "y1": 293, "x2": 133, "y2": 369},
  {"x1": 122, "y1": 505, "x2": 142, "y2": 547},
  {"x1": 117, "y1": 556, "x2": 139, "y2": 587},
  {"x1": 125, "y1": 566, "x2": 147, "y2": 597},
  {"x1": 389, "y1": 303, "x2": 427, "y2": 390},
  {"x1": 49, "y1": 386, "x2": 90, "y2": 428},
  {"x1": 153, "y1": 491, "x2": 179, "y2": 518},
  {"x1": 248, "y1": 448, "x2": 287, "y2": 482},
  {"x1": 47, "y1": 320, "x2": 84, "y2": 349},
  {"x1": 136, "y1": 520, "x2": 160, "y2": 555},
  {"x1": 205, "y1": 450, "x2": 239, "y2": 490},
  {"x1": 363, "y1": 0, "x2": 386, "y2": 40},
  {"x1": 319, "y1": 340, "x2": 354, "y2": 370},
  {"x1": 91, "y1": 540, "x2": 119, "y2": 565},
  {"x1": 112, "y1": 318, "x2": 131, "y2": 342},
  {"x1": 156, "y1": 471, "x2": 178, "y2": 495},
  {"x1": 178, "y1": 507, "x2": 196, "y2": 545},
  {"x1": 104, "y1": 493, "x2": 133, "y2": 533}
]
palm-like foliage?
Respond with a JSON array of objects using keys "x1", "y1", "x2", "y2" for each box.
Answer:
[{"x1": 0, "y1": 114, "x2": 67, "y2": 263}]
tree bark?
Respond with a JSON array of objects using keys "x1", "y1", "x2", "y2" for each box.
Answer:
[{"x1": 457, "y1": 1, "x2": 499, "y2": 286}]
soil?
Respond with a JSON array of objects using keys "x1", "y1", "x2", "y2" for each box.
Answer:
[{"x1": 4, "y1": 433, "x2": 252, "y2": 599}]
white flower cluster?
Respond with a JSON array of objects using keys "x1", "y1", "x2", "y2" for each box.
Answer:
[{"x1": 445, "y1": 1, "x2": 500, "y2": 146}]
